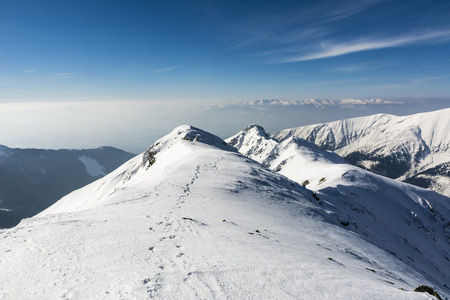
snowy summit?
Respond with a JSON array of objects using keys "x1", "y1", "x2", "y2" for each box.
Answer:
[{"x1": 269, "y1": 108, "x2": 450, "y2": 197}]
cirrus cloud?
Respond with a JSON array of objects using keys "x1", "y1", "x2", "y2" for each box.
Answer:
[{"x1": 282, "y1": 30, "x2": 450, "y2": 62}]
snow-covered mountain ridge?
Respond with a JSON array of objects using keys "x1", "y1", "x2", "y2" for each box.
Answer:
[
  {"x1": 1, "y1": 125, "x2": 449, "y2": 299},
  {"x1": 227, "y1": 124, "x2": 450, "y2": 292},
  {"x1": 269, "y1": 108, "x2": 450, "y2": 196}
]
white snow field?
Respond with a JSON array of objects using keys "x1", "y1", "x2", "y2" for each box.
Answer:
[
  {"x1": 269, "y1": 108, "x2": 450, "y2": 197},
  {"x1": 1, "y1": 125, "x2": 448, "y2": 299},
  {"x1": 78, "y1": 155, "x2": 107, "y2": 177}
]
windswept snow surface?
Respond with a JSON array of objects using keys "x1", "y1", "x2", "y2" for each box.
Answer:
[
  {"x1": 1, "y1": 125, "x2": 448, "y2": 299},
  {"x1": 227, "y1": 125, "x2": 450, "y2": 296},
  {"x1": 269, "y1": 108, "x2": 450, "y2": 197}
]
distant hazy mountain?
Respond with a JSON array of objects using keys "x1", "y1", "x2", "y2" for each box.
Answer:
[
  {"x1": 0, "y1": 145, "x2": 134, "y2": 228},
  {"x1": 1, "y1": 125, "x2": 448, "y2": 298},
  {"x1": 268, "y1": 108, "x2": 450, "y2": 197}
]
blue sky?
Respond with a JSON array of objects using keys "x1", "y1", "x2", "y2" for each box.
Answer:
[
  {"x1": 2, "y1": 0, "x2": 450, "y2": 102},
  {"x1": 0, "y1": 0, "x2": 450, "y2": 152}
]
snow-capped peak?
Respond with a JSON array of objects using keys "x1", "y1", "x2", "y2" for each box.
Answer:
[
  {"x1": 270, "y1": 108, "x2": 450, "y2": 196},
  {"x1": 142, "y1": 125, "x2": 235, "y2": 169},
  {"x1": 244, "y1": 124, "x2": 267, "y2": 135},
  {"x1": 227, "y1": 124, "x2": 278, "y2": 162}
]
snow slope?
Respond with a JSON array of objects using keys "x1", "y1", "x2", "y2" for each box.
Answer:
[
  {"x1": 227, "y1": 125, "x2": 450, "y2": 293},
  {"x1": 1, "y1": 125, "x2": 448, "y2": 299},
  {"x1": 78, "y1": 155, "x2": 107, "y2": 177},
  {"x1": 269, "y1": 108, "x2": 450, "y2": 197}
]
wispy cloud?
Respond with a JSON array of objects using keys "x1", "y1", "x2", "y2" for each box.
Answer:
[
  {"x1": 230, "y1": 27, "x2": 327, "y2": 53},
  {"x1": 321, "y1": 0, "x2": 383, "y2": 23},
  {"x1": 151, "y1": 66, "x2": 179, "y2": 73},
  {"x1": 23, "y1": 70, "x2": 35, "y2": 73},
  {"x1": 411, "y1": 75, "x2": 450, "y2": 84},
  {"x1": 283, "y1": 30, "x2": 450, "y2": 62},
  {"x1": 306, "y1": 78, "x2": 366, "y2": 86},
  {"x1": 330, "y1": 61, "x2": 394, "y2": 72},
  {"x1": 370, "y1": 74, "x2": 450, "y2": 89},
  {"x1": 52, "y1": 73, "x2": 76, "y2": 79},
  {"x1": 226, "y1": 0, "x2": 402, "y2": 63},
  {"x1": 225, "y1": 0, "x2": 450, "y2": 65},
  {"x1": 369, "y1": 83, "x2": 408, "y2": 89},
  {"x1": 229, "y1": 0, "x2": 380, "y2": 52}
]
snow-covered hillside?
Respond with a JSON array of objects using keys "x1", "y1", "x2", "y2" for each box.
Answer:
[
  {"x1": 1, "y1": 125, "x2": 448, "y2": 299},
  {"x1": 269, "y1": 108, "x2": 450, "y2": 197},
  {"x1": 0, "y1": 146, "x2": 134, "y2": 228},
  {"x1": 227, "y1": 124, "x2": 450, "y2": 292}
]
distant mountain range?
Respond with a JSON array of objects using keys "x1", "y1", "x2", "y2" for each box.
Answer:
[
  {"x1": 0, "y1": 146, "x2": 134, "y2": 228},
  {"x1": 267, "y1": 108, "x2": 450, "y2": 197},
  {"x1": 1, "y1": 125, "x2": 448, "y2": 298}
]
